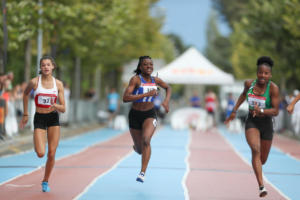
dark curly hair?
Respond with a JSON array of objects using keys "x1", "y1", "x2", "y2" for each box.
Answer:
[
  {"x1": 257, "y1": 56, "x2": 274, "y2": 70},
  {"x1": 134, "y1": 56, "x2": 152, "y2": 75}
]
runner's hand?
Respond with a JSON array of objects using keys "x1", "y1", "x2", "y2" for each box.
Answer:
[
  {"x1": 252, "y1": 102, "x2": 260, "y2": 117},
  {"x1": 286, "y1": 104, "x2": 294, "y2": 114},
  {"x1": 224, "y1": 112, "x2": 236, "y2": 125},
  {"x1": 147, "y1": 89, "x2": 158, "y2": 97},
  {"x1": 19, "y1": 115, "x2": 28, "y2": 129},
  {"x1": 161, "y1": 101, "x2": 169, "y2": 113}
]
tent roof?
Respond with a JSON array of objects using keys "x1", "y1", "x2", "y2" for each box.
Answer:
[{"x1": 157, "y1": 47, "x2": 234, "y2": 85}]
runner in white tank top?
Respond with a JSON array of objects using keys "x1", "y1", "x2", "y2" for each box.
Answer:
[
  {"x1": 20, "y1": 56, "x2": 65, "y2": 193},
  {"x1": 34, "y1": 75, "x2": 58, "y2": 108}
]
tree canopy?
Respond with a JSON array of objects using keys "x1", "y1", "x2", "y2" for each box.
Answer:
[
  {"x1": 0, "y1": 0, "x2": 175, "y2": 96},
  {"x1": 211, "y1": 0, "x2": 300, "y2": 90}
]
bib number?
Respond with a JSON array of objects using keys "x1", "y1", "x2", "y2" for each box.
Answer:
[
  {"x1": 38, "y1": 96, "x2": 55, "y2": 106},
  {"x1": 143, "y1": 86, "x2": 157, "y2": 94},
  {"x1": 248, "y1": 94, "x2": 266, "y2": 109}
]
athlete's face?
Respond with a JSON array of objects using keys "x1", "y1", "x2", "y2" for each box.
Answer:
[
  {"x1": 40, "y1": 59, "x2": 54, "y2": 75},
  {"x1": 140, "y1": 58, "x2": 153, "y2": 75},
  {"x1": 257, "y1": 64, "x2": 272, "y2": 85}
]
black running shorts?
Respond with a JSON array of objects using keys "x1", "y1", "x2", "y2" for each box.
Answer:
[
  {"x1": 34, "y1": 111, "x2": 60, "y2": 130},
  {"x1": 245, "y1": 114, "x2": 274, "y2": 140},
  {"x1": 128, "y1": 108, "x2": 157, "y2": 130}
]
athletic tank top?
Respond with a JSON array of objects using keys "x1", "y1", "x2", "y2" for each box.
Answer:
[
  {"x1": 34, "y1": 76, "x2": 58, "y2": 108},
  {"x1": 246, "y1": 79, "x2": 271, "y2": 110},
  {"x1": 205, "y1": 96, "x2": 216, "y2": 112},
  {"x1": 132, "y1": 75, "x2": 157, "y2": 103}
]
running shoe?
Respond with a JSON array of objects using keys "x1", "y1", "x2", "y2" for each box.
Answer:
[
  {"x1": 42, "y1": 181, "x2": 50, "y2": 192},
  {"x1": 259, "y1": 186, "x2": 267, "y2": 197},
  {"x1": 136, "y1": 172, "x2": 145, "y2": 183}
]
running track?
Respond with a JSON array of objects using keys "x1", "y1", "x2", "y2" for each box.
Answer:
[{"x1": 0, "y1": 126, "x2": 299, "y2": 200}]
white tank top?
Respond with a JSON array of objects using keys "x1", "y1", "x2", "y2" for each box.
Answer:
[{"x1": 34, "y1": 76, "x2": 58, "y2": 108}]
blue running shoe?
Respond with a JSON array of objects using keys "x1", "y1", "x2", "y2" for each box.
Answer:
[
  {"x1": 42, "y1": 181, "x2": 50, "y2": 192},
  {"x1": 136, "y1": 172, "x2": 145, "y2": 183}
]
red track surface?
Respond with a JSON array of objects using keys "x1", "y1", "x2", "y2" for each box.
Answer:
[
  {"x1": 273, "y1": 134, "x2": 300, "y2": 160},
  {"x1": 0, "y1": 132, "x2": 132, "y2": 200},
  {"x1": 186, "y1": 128, "x2": 287, "y2": 200}
]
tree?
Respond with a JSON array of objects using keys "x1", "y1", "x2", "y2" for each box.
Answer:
[{"x1": 205, "y1": 10, "x2": 233, "y2": 74}]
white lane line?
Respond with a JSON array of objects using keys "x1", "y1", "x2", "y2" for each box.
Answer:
[
  {"x1": 5, "y1": 184, "x2": 35, "y2": 188},
  {"x1": 182, "y1": 129, "x2": 191, "y2": 200},
  {"x1": 0, "y1": 131, "x2": 127, "y2": 186},
  {"x1": 74, "y1": 151, "x2": 134, "y2": 200}
]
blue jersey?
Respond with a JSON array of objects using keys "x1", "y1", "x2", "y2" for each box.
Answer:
[
  {"x1": 133, "y1": 75, "x2": 157, "y2": 103},
  {"x1": 107, "y1": 92, "x2": 119, "y2": 112},
  {"x1": 226, "y1": 98, "x2": 235, "y2": 117}
]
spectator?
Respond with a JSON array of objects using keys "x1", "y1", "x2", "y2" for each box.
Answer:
[
  {"x1": 226, "y1": 93, "x2": 235, "y2": 118},
  {"x1": 0, "y1": 73, "x2": 7, "y2": 140},
  {"x1": 189, "y1": 91, "x2": 201, "y2": 108},
  {"x1": 107, "y1": 88, "x2": 120, "y2": 127},
  {"x1": 205, "y1": 89, "x2": 218, "y2": 126}
]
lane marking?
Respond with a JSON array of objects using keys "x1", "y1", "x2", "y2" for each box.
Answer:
[
  {"x1": 182, "y1": 129, "x2": 191, "y2": 200},
  {"x1": 74, "y1": 150, "x2": 134, "y2": 200},
  {"x1": 5, "y1": 184, "x2": 35, "y2": 188},
  {"x1": 0, "y1": 131, "x2": 127, "y2": 186}
]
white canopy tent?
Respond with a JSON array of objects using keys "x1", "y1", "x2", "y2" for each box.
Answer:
[{"x1": 156, "y1": 47, "x2": 234, "y2": 85}]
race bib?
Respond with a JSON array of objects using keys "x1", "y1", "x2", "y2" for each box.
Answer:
[
  {"x1": 37, "y1": 96, "x2": 56, "y2": 106},
  {"x1": 142, "y1": 83, "x2": 157, "y2": 94},
  {"x1": 248, "y1": 94, "x2": 266, "y2": 108}
]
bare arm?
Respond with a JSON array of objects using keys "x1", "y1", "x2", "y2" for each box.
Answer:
[
  {"x1": 155, "y1": 77, "x2": 171, "y2": 113},
  {"x1": 122, "y1": 76, "x2": 157, "y2": 103},
  {"x1": 20, "y1": 78, "x2": 36, "y2": 129},
  {"x1": 253, "y1": 82, "x2": 279, "y2": 117},
  {"x1": 225, "y1": 80, "x2": 251, "y2": 124},
  {"x1": 51, "y1": 80, "x2": 65, "y2": 113},
  {"x1": 287, "y1": 93, "x2": 300, "y2": 114}
]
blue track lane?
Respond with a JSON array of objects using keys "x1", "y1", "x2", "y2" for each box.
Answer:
[
  {"x1": 0, "y1": 128, "x2": 123, "y2": 184},
  {"x1": 219, "y1": 126, "x2": 300, "y2": 200},
  {"x1": 78, "y1": 127, "x2": 190, "y2": 200}
]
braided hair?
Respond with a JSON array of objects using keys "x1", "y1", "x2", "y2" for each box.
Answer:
[{"x1": 134, "y1": 56, "x2": 152, "y2": 75}]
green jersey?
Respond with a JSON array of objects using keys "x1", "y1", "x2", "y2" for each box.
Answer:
[{"x1": 246, "y1": 80, "x2": 272, "y2": 110}]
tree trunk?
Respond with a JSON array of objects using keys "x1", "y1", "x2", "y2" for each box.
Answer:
[
  {"x1": 24, "y1": 39, "x2": 32, "y2": 82},
  {"x1": 73, "y1": 57, "x2": 81, "y2": 99}
]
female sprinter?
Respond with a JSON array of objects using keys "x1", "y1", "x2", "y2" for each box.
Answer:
[
  {"x1": 123, "y1": 56, "x2": 171, "y2": 183},
  {"x1": 225, "y1": 56, "x2": 279, "y2": 197},
  {"x1": 20, "y1": 55, "x2": 65, "y2": 192}
]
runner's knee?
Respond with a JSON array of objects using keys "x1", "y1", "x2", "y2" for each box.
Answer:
[
  {"x1": 142, "y1": 137, "x2": 151, "y2": 147},
  {"x1": 36, "y1": 151, "x2": 45, "y2": 158},
  {"x1": 250, "y1": 145, "x2": 261, "y2": 155}
]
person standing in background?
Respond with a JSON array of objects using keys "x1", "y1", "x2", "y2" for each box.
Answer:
[
  {"x1": 205, "y1": 89, "x2": 218, "y2": 126},
  {"x1": 226, "y1": 93, "x2": 235, "y2": 118},
  {"x1": 189, "y1": 91, "x2": 201, "y2": 108},
  {"x1": 107, "y1": 87, "x2": 120, "y2": 128}
]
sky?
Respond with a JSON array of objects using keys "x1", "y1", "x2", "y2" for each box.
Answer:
[{"x1": 153, "y1": 0, "x2": 230, "y2": 53}]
